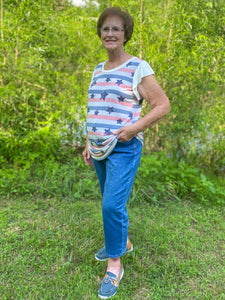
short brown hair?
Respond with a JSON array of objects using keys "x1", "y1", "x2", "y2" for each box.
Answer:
[{"x1": 97, "y1": 7, "x2": 134, "y2": 45}]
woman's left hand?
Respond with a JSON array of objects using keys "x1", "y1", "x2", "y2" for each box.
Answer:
[{"x1": 114, "y1": 124, "x2": 139, "y2": 142}]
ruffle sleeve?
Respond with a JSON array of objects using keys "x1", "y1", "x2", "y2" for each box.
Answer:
[{"x1": 133, "y1": 61, "x2": 154, "y2": 101}]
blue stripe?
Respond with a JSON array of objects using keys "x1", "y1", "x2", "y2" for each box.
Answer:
[
  {"x1": 87, "y1": 106, "x2": 132, "y2": 115},
  {"x1": 95, "y1": 63, "x2": 103, "y2": 70},
  {"x1": 95, "y1": 74, "x2": 133, "y2": 83},
  {"x1": 133, "y1": 104, "x2": 142, "y2": 108},
  {"x1": 128, "y1": 61, "x2": 141, "y2": 66},
  {"x1": 88, "y1": 89, "x2": 133, "y2": 99},
  {"x1": 87, "y1": 123, "x2": 121, "y2": 130}
]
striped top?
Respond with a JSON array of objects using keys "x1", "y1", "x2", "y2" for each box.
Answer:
[{"x1": 86, "y1": 57, "x2": 154, "y2": 160}]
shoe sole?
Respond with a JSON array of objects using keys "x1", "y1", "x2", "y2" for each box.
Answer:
[
  {"x1": 95, "y1": 245, "x2": 133, "y2": 261},
  {"x1": 95, "y1": 255, "x2": 108, "y2": 261},
  {"x1": 98, "y1": 269, "x2": 124, "y2": 299}
]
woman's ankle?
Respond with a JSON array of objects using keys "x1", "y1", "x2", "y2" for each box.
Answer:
[{"x1": 107, "y1": 258, "x2": 121, "y2": 277}]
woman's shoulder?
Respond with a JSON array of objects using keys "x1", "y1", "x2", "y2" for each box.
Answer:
[
  {"x1": 133, "y1": 57, "x2": 150, "y2": 65},
  {"x1": 94, "y1": 62, "x2": 104, "y2": 71},
  {"x1": 92, "y1": 61, "x2": 105, "y2": 77},
  {"x1": 127, "y1": 57, "x2": 152, "y2": 70},
  {"x1": 132, "y1": 57, "x2": 153, "y2": 71}
]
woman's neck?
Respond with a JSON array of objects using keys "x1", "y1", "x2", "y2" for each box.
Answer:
[{"x1": 105, "y1": 51, "x2": 133, "y2": 70}]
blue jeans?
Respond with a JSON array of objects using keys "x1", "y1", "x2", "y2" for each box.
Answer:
[{"x1": 92, "y1": 138, "x2": 142, "y2": 258}]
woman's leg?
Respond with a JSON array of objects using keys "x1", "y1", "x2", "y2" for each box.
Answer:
[
  {"x1": 101, "y1": 138, "x2": 142, "y2": 258},
  {"x1": 92, "y1": 158, "x2": 106, "y2": 196}
]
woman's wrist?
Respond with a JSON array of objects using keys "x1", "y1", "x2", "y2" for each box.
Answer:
[{"x1": 133, "y1": 123, "x2": 141, "y2": 135}]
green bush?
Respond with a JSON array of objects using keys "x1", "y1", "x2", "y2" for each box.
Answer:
[
  {"x1": 1, "y1": 152, "x2": 224, "y2": 206},
  {"x1": 1, "y1": 0, "x2": 224, "y2": 174},
  {"x1": 135, "y1": 152, "x2": 225, "y2": 206},
  {"x1": 0, "y1": 154, "x2": 99, "y2": 201}
]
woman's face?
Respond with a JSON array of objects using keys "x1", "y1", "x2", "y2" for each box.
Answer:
[{"x1": 100, "y1": 15, "x2": 126, "y2": 52}]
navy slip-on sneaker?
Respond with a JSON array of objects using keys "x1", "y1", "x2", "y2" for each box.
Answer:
[
  {"x1": 95, "y1": 239, "x2": 133, "y2": 261},
  {"x1": 98, "y1": 265, "x2": 124, "y2": 299}
]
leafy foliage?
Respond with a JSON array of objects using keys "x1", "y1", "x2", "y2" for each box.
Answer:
[
  {"x1": 135, "y1": 152, "x2": 225, "y2": 206},
  {"x1": 1, "y1": 153, "x2": 224, "y2": 205},
  {"x1": 0, "y1": 0, "x2": 224, "y2": 175},
  {"x1": 1, "y1": 4, "x2": 224, "y2": 298}
]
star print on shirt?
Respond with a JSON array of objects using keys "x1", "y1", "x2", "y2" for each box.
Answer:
[
  {"x1": 107, "y1": 107, "x2": 114, "y2": 114},
  {"x1": 116, "y1": 79, "x2": 123, "y2": 86},
  {"x1": 117, "y1": 118, "x2": 123, "y2": 124},
  {"x1": 105, "y1": 77, "x2": 111, "y2": 82},
  {"x1": 96, "y1": 139, "x2": 103, "y2": 146},
  {"x1": 91, "y1": 79, "x2": 97, "y2": 87},
  {"x1": 90, "y1": 93, "x2": 95, "y2": 98},
  {"x1": 129, "y1": 112, "x2": 133, "y2": 119},
  {"x1": 100, "y1": 91, "x2": 108, "y2": 100},
  {"x1": 117, "y1": 96, "x2": 125, "y2": 102},
  {"x1": 92, "y1": 126, "x2": 97, "y2": 132},
  {"x1": 94, "y1": 110, "x2": 99, "y2": 115},
  {"x1": 104, "y1": 128, "x2": 112, "y2": 134}
]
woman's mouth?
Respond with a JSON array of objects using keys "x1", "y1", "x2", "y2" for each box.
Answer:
[{"x1": 105, "y1": 39, "x2": 117, "y2": 42}]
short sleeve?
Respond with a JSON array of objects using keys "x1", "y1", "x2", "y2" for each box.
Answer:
[{"x1": 133, "y1": 61, "x2": 154, "y2": 101}]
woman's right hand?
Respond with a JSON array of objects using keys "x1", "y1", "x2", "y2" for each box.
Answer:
[{"x1": 82, "y1": 143, "x2": 93, "y2": 166}]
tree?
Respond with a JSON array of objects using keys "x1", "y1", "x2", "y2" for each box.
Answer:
[{"x1": 0, "y1": 0, "x2": 224, "y2": 174}]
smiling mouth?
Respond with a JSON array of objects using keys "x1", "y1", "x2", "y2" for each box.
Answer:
[{"x1": 105, "y1": 39, "x2": 117, "y2": 42}]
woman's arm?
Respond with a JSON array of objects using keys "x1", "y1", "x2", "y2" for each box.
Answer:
[{"x1": 114, "y1": 75, "x2": 171, "y2": 142}]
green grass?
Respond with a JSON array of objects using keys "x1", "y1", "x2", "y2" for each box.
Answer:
[{"x1": 1, "y1": 195, "x2": 225, "y2": 299}]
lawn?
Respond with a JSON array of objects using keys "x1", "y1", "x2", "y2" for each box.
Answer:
[{"x1": 1, "y1": 195, "x2": 225, "y2": 299}]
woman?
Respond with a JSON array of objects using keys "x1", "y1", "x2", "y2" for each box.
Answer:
[{"x1": 82, "y1": 7, "x2": 170, "y2": 299}]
